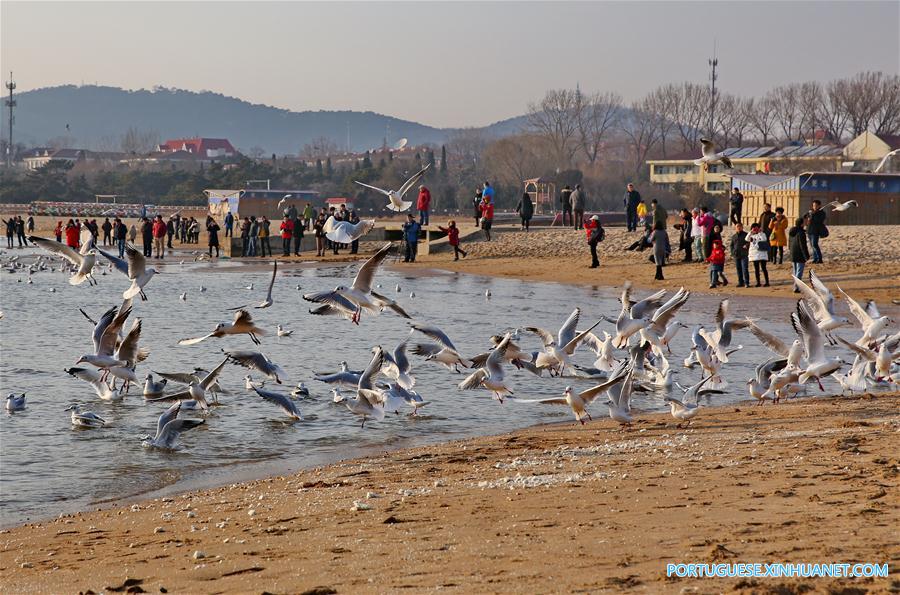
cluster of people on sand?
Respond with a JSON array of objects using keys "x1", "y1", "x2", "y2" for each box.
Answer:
[{"x1": 3, "y1": 215, "x2": 34, "y2": 248}]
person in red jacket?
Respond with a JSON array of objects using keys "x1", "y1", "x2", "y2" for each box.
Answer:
[
  {"x1": 416, "y1": 185, "x2": 432, "y2": 226},
  {"x1": 706, "y1": 238, "x2": 728, "y2": 289},
  {"x1": 480, "y1": 195, "x2": 494, "y2": 241},
  {"x1": 54, "y1": 221, "x2": 63, "y2": 243},
  {"x1": 438, "y1": 220, "x2": 467, "y2": 260},
  {"x1": 152, "y1": 214, "x2": 167, "y2": 259},
  {"x1": 279, "y1": 215, "x2": 294, "y2": 256},
  {"x1": 64, "y1": 219, "x2": 79, "y2": 248}
]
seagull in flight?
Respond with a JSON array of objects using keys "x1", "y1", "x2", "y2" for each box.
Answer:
[
  {"x1": 224, "y1": 349, "x2": 287, "y2": 383},
  {"x1": 512, "y1": 361, "x2": 630, "y2": 424},
  {"x1": 695, "y1": 138, "x2": 733, "y2": 171},
  {"x1": 344, "y1": 347, "x2": 388, "y2": 427},
  {"x1": 276, "y1": 194, "x2": 293, "y2": 211},
  {"x1": 354, "y1": 163, "x2": 431, "y2": 212},
  {"x1": 410, "y1": 323, "x2": 471, "y2": 372},
  {"x1": 524, "y1": 308, "x2": 604, "y2": 376},
  {"x1": 229, "y1": 261, "x2": 278, "y2": 310},
  {"x1": 252, "y1": 386, "x2": 302, "y2": 420},
  {"x1": 458, "y1": 333, "x2": 513, "y2": 402},
  {"x1": 824, "y1": 199, "x2": 858, "y2": 212},
  {"x1": 28, "y1": 235, "x2": 97, "y2": 286},
  {"x1": 96, "y1": 244, "x2": 159, "y2": 301},
  {"x1": 178, "y1": 309, "x2": 266, "y2": 345},
  {"x1": 792, "y1": 300, "x2": 844, "y2": 390},
  {"x1": 141, "y1": 402, "x2": 205, "y2": 449},
  {"x1": 145, "y1": 358, "x2": 229, "y2": 411},
  {"x1": 323, "y1": 216, "x2": 376, "y2": 244}
]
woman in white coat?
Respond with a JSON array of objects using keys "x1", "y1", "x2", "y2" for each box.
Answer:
[{"x1": 747, "y1": 222, "x2": 770, "y2": 287}]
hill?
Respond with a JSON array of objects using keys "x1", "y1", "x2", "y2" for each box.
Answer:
[{"x1": 3, "y1": 85, "x2": 527, "y2": 154}]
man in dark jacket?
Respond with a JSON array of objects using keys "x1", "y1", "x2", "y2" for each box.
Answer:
[
  {"x1": 292, "y1": 214, "x2": 304, "y2": 256},
  {"x1": 729, "y1": 188, "x2": 744, "y2": 226},
  {"x1": 570, "y1": 185, "x2": 586, "y2": 230},
  {"x1": 114, "y1": 217, "x2": 128, "y2": 258},
  {"x1": 758, "y1": 203, "x2": 775, "y2": 240},
  {"x1": 559, "y1": 185, "x2": 573, "y2": 227},
  {"x1": 729, "y1": 222, "x2": 750, "y2": 287},
  {"x1": 224, "y1": 211, "x2": 234, "y2": 238},
  {"x1": 624, "y1": 183, "x2": 641, "y2": 232},
  {"x1": 402, "y1": 214, "x2": 421, "y2": 262},
  {"x1": 166, "y1": 217, "x2": 175, "y2": 249},
  {"x1": 240, "y1": 217, "x2": 251, "y2": 256},
  {"x1": 806, "y1": 200, "x2": 827, "y2": 264},
  {"x1": 789, "y1": 217, "x2": 810, "y2": 292},
  {"x1": 101, "y1": 218, "x2": 113, "y2": 246},
  {"x1": 140, "y1": 217, "x2": 153, "y2": 257}
]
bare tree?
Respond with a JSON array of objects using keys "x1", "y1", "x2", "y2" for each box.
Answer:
[
  {"x1": 818, "y1": 80, "x2": 851, "y2": 142},
  {"x1": 873, "y1": 74, "x2": 900, "y2": 135},
  {"x1": 668, "y1": 83, "x2": 709, "y2": 153},
  {"x1": 841, "y1": 72, "x2": 883, "y2": 136},
  {"x1": 797, "y1": 82, "x2": 823, "y2": 141},
  {"x1": 643, "y1": 85, "x2": 679, "y2": 157},
  {"x1": 482, "y1": 134, "x2": 549, "y2": 188},
  {"x1": 300, "y1": 136, "x2": 339, "y2": 160},
  {"x1": 447, "y1": 128, "x2": 489, "y2": 172},
  {"x1": 620, "y1": 98, "x2": 662, "y2": 175},
  {"x1": 576, "y1": 91, "x2": 623, "y2": 164},
  {"x1": 770, "y1": 84, "x2": 803, "y2": 142},
  {"x1": 120, "y1": 127, "x2": 160, "y2": 154},
  {"x1": 746, "y1": 97, "x2": 778, "y2": 145},
  {"x1": 526, "y1": 89, "x2": 582, "y2": 168}
]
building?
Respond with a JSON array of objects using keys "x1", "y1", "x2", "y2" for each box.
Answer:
[
  {"x1": 730, "y1": 172, "x2": 900, "y2": 226},
  {"x1": 206, "y1": 187, "x2": 319, "y2": 220},
  {"x1": 325, "y1": 197, "x2": 354, "y2": 211},
  {"x1": 647, "y1": 145, "x2": 843, "y2": 194},
  {"x1": 842, "y1": 131, "x2": 900, "y2": 173},
  {"x1": 22, "y1": 148, "x2": 94, "y2": 170},
  {"x1": 158, "y1": 138, "x2": 237, "y2": 159}
]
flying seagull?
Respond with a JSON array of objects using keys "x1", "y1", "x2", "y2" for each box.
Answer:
[
  {"x1": 96, "y1": 244, "x2": 159, "y2": 301},
  {"x1": 354, "y1": 163, "x2": 431, "y2": 212},
  {"x1": 178, "y1": 309, "x2": 266, "y2": 345},
  {"x1": 228, "y1": 261, "x2": 278, "y2": 310},
  {"x1": 141, "y1": 402, "x2": 205, "y2": 449},
  {"x1": 824, "y1": 199, "x2": 858, "y2": 212},
  {"x1": 323, "y1": 216, "x2": 376, "y2": 244},
  {"x1": 695, "y1": 138, "x2": 733, "y2": 171},
  {"x1": 28, "y1": 235, "x2": 98, "y2": 286}
]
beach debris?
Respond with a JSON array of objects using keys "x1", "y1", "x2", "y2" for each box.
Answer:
[
  {"x1": 193, "y1": 551, "x2": 206, "y2": 560},
  {"x1": 351, "y1": 501, "x2": 372, "y2": 511}
]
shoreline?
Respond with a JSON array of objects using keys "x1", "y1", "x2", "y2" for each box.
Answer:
[{"x1": 2, "y1": 392, "x2": 897, "y2": 593}]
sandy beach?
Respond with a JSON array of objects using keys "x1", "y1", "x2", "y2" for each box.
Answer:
[{"x1": 1, "y1": 392, "x2": 897, "y2": 593}]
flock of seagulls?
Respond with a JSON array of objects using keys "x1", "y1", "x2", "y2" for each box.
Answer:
[{"x1": 6, "y1": 227, "x2": 899, "y2": 453}]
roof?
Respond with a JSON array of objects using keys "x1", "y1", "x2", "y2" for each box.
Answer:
[
  {"x1": 23, "y1": 148, "x2": 89, "y2": 160},
  {"x1": 647, "y1": 146, "x2": 778, "y2": 163},
  {"x1": 729, "y1": 174, "x2": 795, "y2": 189},
  {"x1": 879, "y1": 135, "x2": 900, "y2": 150},
  {"x1": 159, "y1": 138, "x2": 236, "y2": 155},
  {"x1": 768, "y1": 144, "x2": 843, "y2": 158}
]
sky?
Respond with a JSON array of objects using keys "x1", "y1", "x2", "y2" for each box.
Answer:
[{"x1": 2, "y1": 1, "x2": 898, "y2": 128}]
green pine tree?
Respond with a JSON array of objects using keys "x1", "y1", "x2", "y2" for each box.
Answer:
[{"x1": 440, "y1": 145, "x2": 447, "y2": 172}]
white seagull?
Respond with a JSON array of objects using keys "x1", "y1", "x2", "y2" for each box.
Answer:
[
  {"x1": 524, "y1": 308, "x2": 604, "y2": 376},
  {"x1": 695, "y1": 138, "x2": 733, "y2": 171},
  {"x1": 224, "y1": 349, "x2": 287, "y2": 384},
  {"x1": 839, "y1": 286, "x2": 892, "y2": 347},
  {"x1": 97, "y1": 244, "x2": 159, "y2": 301},
  {"x1": 323, "y1": 216, "x2": 376, "y2": 244},
  {"x1": 512, "y1": 361, "x2": 629, "y2": 424},
  {"x1": 793, "y1": 271, "x2": 848, "y2": 342},
  {"x1": 65, "y1": 367, "x2": 126, "y2": 401},
  {"x1": 228, "y1": 261, "x2": 278, "y2": 310},
  {"x1": 354, "y1": 163, "x2": 431, "y2": 212},
  {"x1": 277, "y1": 325, "x2": 293, "y2": 337},
  {"x1": 143, "y1": 373, "x2": 167, "y2": 397},
  {"x1": 28, "y1": 235, "x2": 97, "y2": 286},
  {"x1": 611, "y1": 283, "x2": 667, "y2": 348},
  {"x1": 410, "y1": 323, "x2": 472, "y2": 372},
  {"x1": 458, "y1": 333, "x2": 513, "y2": 402},
  {"x1": 252, "y1": 385, "x2": 302, "y2": 420},
  {"x1": 824, "y1": 199, "x2": 858, "y2": 212},
  {"x1": 5, "y1": 393, "x2": 26, "y2": 412},
  {"x1": 178, "y1": 309, "x2": 266, "y2": 345},
  {"x1": 65, "y1": 404, "x2": 107, "y2": 428},
  {"x1": 344, "y1": 347, "x2": 387, "y2": 427},
  {"x1": 793, "y1": 300, "x2": 844, "y2": 390},
  {"x1": 145, "y1": 358, "x2": 229, "y2": 411},
  {"x1": 141, "y1": 402, "x2": 205, "y2": 449}
]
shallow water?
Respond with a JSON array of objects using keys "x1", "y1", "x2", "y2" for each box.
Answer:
[{"x1": 0, "y1": 248, "x2": 864, "y2": 525}]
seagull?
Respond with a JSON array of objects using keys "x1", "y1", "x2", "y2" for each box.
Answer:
[
  {"x1": 381, "y1": 341, "x2": 415, "y2": 390},
  {"x1": 824, "y1": 199, "x2": 858, "y2": 212},
  {"x1": 143, "y1": 373, "x2": 167, "y2": 397},
  {"x1": 354, "y1": 163, "x2": 431, "y2": 212},
  {"x1": 383, "y1": 383, "x2": 428, "y2": 416},
  {"x1": 697, "y1": 299, "x2": 751, "y2": 363},
  {"x1": 458, "y1": 333, "x2": 513, "y2": 402},
  {"x1": 75, "y1": 304, "x2": 130, "y2": 378},
  {"x1": 410, "y1": 323, "x2": 471, "y2": 372},
  {"x1": 695, "y1": 138, "x2": 733, "y2": 171},
  {"x1": 307, "y1": 291, "x2": 363, "y2": 324},
  {"x1": 314, "y1": 361, "x2": 365, "y2": 389},
  {"x1": 276, "y1": 194, "x2": 293, "y2": 211},
  {"x1": 835, "y1": 337, "x2": 895, "y2": 382},
  {"x1": 5, "y1": 393, "x2": 26, "y2": 412},
  {"x1": 664, "y1": 396, "x2": 700, "y2": 427},
  {"x1": 180, "y1": 292, "x2": 187, "y2": 301},
  {"x1": 252, "y1": 386, "x2": 302, "y2": 420},
  {"x1": 873, "y1": 148, "x2": 900, "y2": 173},
  {"x1": 638, "y1": 288, "x2": 691, "y2": 354},
  {"x1": 228, "y1": 261, "x2": 278, "y2": 310},
  {"x1": 470, "y1": 334, "x2": 541, "y2": 376},
  {"x1": 793, "y1": 300, "x2": 844, "y2": 390},
  {"x1": 745, "y1": 321, "x2": 804, "y2": 366},
  {"x1": 141, "y1": 402, "x2": 205, "y2": 449},
  {"x1": 178, "y1": 309, "x2": 266, "y2": 345},
  {"x1": 512, "y1": 361, "x2": 630, "y2": 424},
  {"x1": 291, "y1": 382, "x2": 310, "y2": 397},
  {"x1": 673, "y1": 374, "x2": 720, "y2": 404},
  {"x1": 304, "y1": 244, "x2": 410, "y2": 319},
  {"x1": 145, "y1": 358, "x2": 229, "y2": 411},
  {"x1": 28, "y1": 235, "x2": 97, "y2": 286},
  {"x1": 746, "y1": 358, "x2": 788, "y2": 405},
  {"x1": 64, "y1": 367, "x2": 126, "y2": 401},
  {"x1": 199, "y1": 285, "x2": 207, "y2": 293},
  {"x1": 276, "y1": 325, "x2": 293, "y2": 337},
  {"x1": 223, "y1": 349, "x2": 287, "y2": 383},
  {"x1": 839, "y1": 286, "x2": 892, "y2": 347},
  {"x1": 580, "y1": 331, "x2": 618, "y2": 372},
  {"x1": 525, "y1": 308, "x2": 604, "y2": 376},
  {"x1": 96, "y1": 244, "x2": 159, "y2": 301},
  {"x1": 605, "y1": 368, "x2": 636, "y2": 426},
  {"x1": 485, "y1": 289, "x2": 492, "y2": 298},
  {"x1": 323, "y1": 215, "x2": 376, "y2": 244},
  {"x1": 793, "y1": 271, "x2": 848, "y2": 343},
  {"x1": 65, "y1": 404, "x2": 106, "y2": 428},
  {"x1": 611, "y1": 283, "x2": 667, "y2": 348},
  {"x1": 832, "y1": 355, "x2": 870, "y2": 395},
  {"x1": 344, "y1": 347, "x2": 387, "y2": 427}
]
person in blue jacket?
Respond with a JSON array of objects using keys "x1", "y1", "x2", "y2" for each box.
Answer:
[{"x1": 402, "y1": 213, "x2": 422, "y2": 263}]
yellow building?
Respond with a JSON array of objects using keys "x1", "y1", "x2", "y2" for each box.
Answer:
[
  {"x1": 842, "y1": 131, "x2": 900, "y2": 172},
  {"x1": 647, "y1": 145, "x2": 843, "y2": 194}
]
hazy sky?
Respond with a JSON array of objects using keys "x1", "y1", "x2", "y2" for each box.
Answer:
[{"x1": 2, "y1": 1, "x2": 898, "y2": 128}]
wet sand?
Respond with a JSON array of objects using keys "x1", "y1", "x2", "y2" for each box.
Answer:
[{"x1": 1, "y1": 393, "x2": 897, "y2": 593}]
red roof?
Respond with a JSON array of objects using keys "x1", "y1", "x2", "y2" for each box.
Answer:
[{"x1": 159, "y1": 138, "x2": 236, "y2": 157}]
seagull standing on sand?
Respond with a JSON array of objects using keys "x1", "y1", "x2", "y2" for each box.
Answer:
[
  {"x1": 354, "y1": 164, "x2": 430, "y2": 212},
  {"x1": 142, "y1": 402, "x2": 205, "y2": 449},
  {"x1": 695, "y1": 138, "x2": 733, "y2": 171}
]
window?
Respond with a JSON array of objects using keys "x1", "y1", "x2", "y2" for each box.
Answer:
[
  {"x1": 706, "y1": 182, "x2": 727, "y2": 192},
  {"x1": 707, "y1": 164, "x2": 719, "y2": 173},
  {"x1": 675, "y1": 165, "x2": 693, "y2": 174}
]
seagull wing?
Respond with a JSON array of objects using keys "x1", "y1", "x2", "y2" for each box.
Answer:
[
  {"x1": 393, "y1": 341, "x2": 411, "y2": 374},
  {"x1": 91, "y1": 306, "x2": 118, "y2": 354},
  {"x1": 124, "y1": 244, "x2": 146, "y2": 280},
  {"x1": 200, "y1": 358, "x2": 229, "y2": 390},
  {"x1": 630, "y1": 289, "x2": 667, "y2": 319},
  {"x1": 652, "y1": 288, "x2": 690, "y2": 330},
  {"x1": 511, "y1": 396, "x2": 569, "y2": 406},
  {"x1": 524, "y1": 326, "x2": 556, "y2": 348},
  {"x1": 864, "y1": 300, "x2": 881, "y2": 320},
  {"x1": 370, "y1": 291, "x2": 412, "y2": 319},
  {"x1": 458, "y1": 368, "x2": 488, "y2": 390},
  {"x1": 115, "y1": 319, "x2": 143, "y2": 366},
  {"x1": 410, "y1": 343, "x2": 442, "y2": 358},
  {"x1": 154, "y1": 402, "x2": 182, "y2": 440},
  {"x1": 225, "y1": 350, "x2": 285, "y2": 382},
  {"x1": 397, "y1": 163, "x2": 431, "y2": 198},
  {"x1": 354, "y1": 180, "x2": 392, "y2": 197},
  {"x1": 700, "y1": 138, "x2": 716, "y2": 158},
  {"x1": 96, "y1": 247, "x2": 130, "y2": 276},
  {"x1": 557, "y1": 308, "x2": 581, "y2": 348},
  {"x1": 793, "y1": 300, "x2": 824, "y2": 363},
  {"x1": 562, "y1": 318, "x2": 604, "y2": 355},
  {"x1": 265, "y1": 260, "x2": 277, "y2": 302},
  {"x1": 715, "y1": 299, "x2": 729, "y2": 332},
  {"x1": 28, "y1": 236, "x2": 83, "y2": 267},
  {"x1": 152, "y1": 370, "x2": 200, "y2": 385},
  {"x1": 578, "y1": 369, "x2": 629, "y2": 405},
  {"x1": 410, "y1": 323, "x2": 458, "y2": 351},
  {"x1": 358, "y1": 347, "x2": 384, "y2": 391},
  {"x1": 177, "y1": 333, "x2": 217, "y2": 346},
  {"x1": 253, "y1": 386, "x2": 301, "y2": 418},
  {"x1": 157, "y1": 419, "x2": 205, "y2": 449},
  {"x1": 746, "y1": 321, "x2": 790, "y2": 356},
  {"x1": 351, "y1": 243, "x2": 392, "y2": 294},
  {"x1": 838, "y1": 286, "x2": 873, "y2": 330},
  {"x1": 834, "y1": 336, "x2": 877, "y2": 362}
]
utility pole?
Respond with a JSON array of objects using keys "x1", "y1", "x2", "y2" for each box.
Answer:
[
  {"x1": 707, "y1": 42, "x2": 718, "y2": 140},
  {"x1": 5, "y1": 72, "x2": 15, "y2": 168}
]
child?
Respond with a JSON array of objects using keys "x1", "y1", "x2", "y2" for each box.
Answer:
[
  {"x1": 729, "y1": 222, "x2": 750, "y2": 287},
  {"x1": 585, "y1": 215, "x2": 605, "y2": 268},
  {"x1": 747, "y1": 222, "x2": 770, "y2": 287},
  {"x1": 438, "y1": 220, "x2": 467, "y2": 261},
  {"x1": 706, "y1": 238, "x2": 727, "y2": 289}
]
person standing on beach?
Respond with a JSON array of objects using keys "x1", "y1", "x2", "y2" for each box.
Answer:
[
  {"x1": 402, "y1": 213, "x2": 421, "y2": 262},
  {"x1": 560, "y1": 185, "x2": 573, "y2": 227},
  {"x1": 698, "y1": 206, "x2": 714, "y2": 259},
  {"x1": 114, "y1": 217, "x2": 127, "y2": 258},
  {"x1": 730, "y1": 222, "x2": 750, "y2": 287},
  {"x1": 438, "y1": 220, "x2": 467, "y2": 260},
  {"x1": 140, "y1": 217, "x2": 153, "y2": 257},
  {"x1": 806, "y1": 199, "x2": 827, "y2": 264},
  {"x1": 259, "y1": 215, "x2": 272, "y2": 257},
  {"x1": 224, "y1": 211, "x2": 234, "y2": 238},
  {"x1": 472, "y1": 189, "x2": 483, "y2": 227},
  {"x1": 292, "y1": 212, "x2": 304, "y2": 256},
  {"x1": 674, "y1": 208, "x2": 692, "y2": 262},
  {"x1": 314, "y1": 213, "x2": 326, "y2": 257},
  {"x1": 651, "y1": 199, "x2": 667, "y2": 230},
  {"x1": 758, "y1": 203, "x2": 775, "y2": 242},
  {"x1": 417, "y1": 185, "x2": 431, "y2": 227},
  {"x1": 516, "y1": 192, "x2": 533, "y2": 231},
  {"x1": 706, "y1": 238, "x2": 727, "y2": 288},
  {"x1": 152, "y1": 214, "x2": 167, "y2": 259},
  {"x1": 570, "y1": 184, "x2": 585, "y2": 230},
  {"x1": 16, "y1": 216, "x2": 27, "y2": 247},
  {"x1": 101, "y1": 218, "x2": 112, "y2": 247},
  {"x1": 348, "y1": 210, "x2": 361, "y2": 254},
  {"x1": 287, "y1": 204, "x2": 298, "y2": 223},
  {"x1": 480, "y1": 192, "x2": 494, "y2": 241},
  {"x1": 279, "y1": 215, "x2": 293, "y2": 257},
  {"x1": 240, "y1": 217, "x2": 250, "y2": 256},
  {"x1": 65, "y1": 219, "x2": 80, "y2": 249},
  {"x1": 729, "y1": 187, "x2": 744, "y2": 226},
  {"x1": 624, "y1": 183, "x2": 641, "y2": 232},
  {"x1": 4, "y1": 218, "x2": 14, "y2": 248},
  {"x1": 651, "y1": 222, "x2": 668, "y2": 280},
  {"x1": 585, "y1": 214, "x2": 604, "y2": 268},
  {"x1": 303, "y1": 203, "x2": 314, "y2": 231},
  {"x1": 768, "y1": 207, "x2": 788, "y2": 264},
  {"x1": 789, "y1": 217, "x2": 810, "y2": 292},
  {"x1": 166, "y1": 217, "x2": 175, "y2": 249},
  {"x1": 53, "y1": 220, "x2": 63, "y2": 243},
  {"x1": 207, "y1": 216, "x2": 221, "y2": 258},
  {"x1": 26, "y1": 215, "x2": 34, "y2": 236},
  {"x1": 247, "y1": 216, "x2": 259, "y2": 257},
  {"x1": 747, "y1": 222, "x2": 770, "y2": 287}
]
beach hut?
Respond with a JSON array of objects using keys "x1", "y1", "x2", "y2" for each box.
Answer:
[
  {"x1": 730, "y1": 172, "x2": 900, "y2": 226},
  {"x1": 523, "y1": 177, "x2": 556, "y2": 214}
]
